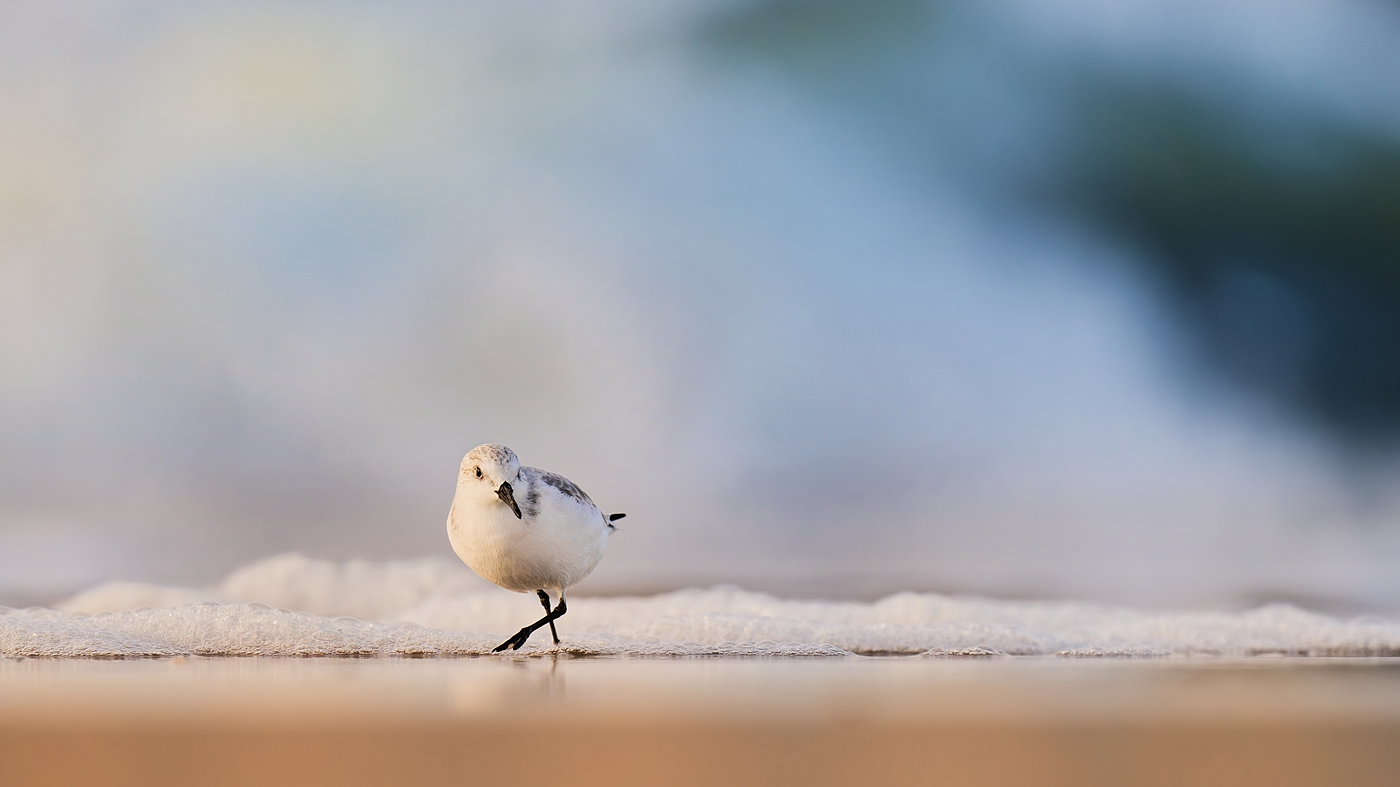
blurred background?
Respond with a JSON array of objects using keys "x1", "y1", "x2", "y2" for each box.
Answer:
[{"x1": 2, "y1": 0, "x2": 1399, "y2": 612}]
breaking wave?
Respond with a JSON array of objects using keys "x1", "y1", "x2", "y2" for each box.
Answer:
[{"x1": 4, "y1": 554, "x2": 1399, "y2": 658}]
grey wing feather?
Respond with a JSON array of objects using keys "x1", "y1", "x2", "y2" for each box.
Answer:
[{"x1": 528, "y1": 467, "x2": 596, "y2": 507}]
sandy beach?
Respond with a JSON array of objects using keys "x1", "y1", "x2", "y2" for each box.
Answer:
[{"x1": 2, "y1": 656, "x2": 1397, "y2": 786}]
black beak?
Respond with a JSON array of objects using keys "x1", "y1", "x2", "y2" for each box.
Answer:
[{"x1": 497, "y1": 481, "x2": 522, "y2": 519}]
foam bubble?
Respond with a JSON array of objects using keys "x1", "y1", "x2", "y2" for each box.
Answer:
[{"x1": 5, "y1": 554, "x2": 1398, "y2": 659}]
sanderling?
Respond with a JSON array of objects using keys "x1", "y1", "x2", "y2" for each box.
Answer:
[{"x1": 446, "y1": 444, "x2": 624, "y2": 652}]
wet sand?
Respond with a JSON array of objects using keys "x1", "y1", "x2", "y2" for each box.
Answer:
[{"x1": 2, "y1": 656, "x2": 1398, "y2": 786}]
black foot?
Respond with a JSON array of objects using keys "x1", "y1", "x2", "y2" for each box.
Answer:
[
  {"x1": 492, "y1": 627, "x2": 534, "y2": 652},
  {"x1": 493, "y1": 595, "x2": 568, "y2": 653}
]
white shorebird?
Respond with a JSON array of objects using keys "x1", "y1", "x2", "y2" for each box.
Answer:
[{"x1": 446, "y1": 444, "x2": 623, "y2": 652}]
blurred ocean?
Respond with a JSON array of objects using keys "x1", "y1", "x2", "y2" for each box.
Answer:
[{"x1": 1, "y1": 0, "x2": 1399, "y2": 611}]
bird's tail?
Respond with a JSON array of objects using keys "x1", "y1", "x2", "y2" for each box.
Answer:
[{"x1": 607, "y1": 512, "x2": 626, "y2": 532}]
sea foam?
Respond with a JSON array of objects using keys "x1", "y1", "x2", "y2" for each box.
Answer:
[{"x1": 3, "y1": 554, "x2": 1399, "y2": 658}]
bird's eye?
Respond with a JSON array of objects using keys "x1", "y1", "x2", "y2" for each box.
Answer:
[{"x1": 474, "y1": 467, "x2": 483, "y2": 479}]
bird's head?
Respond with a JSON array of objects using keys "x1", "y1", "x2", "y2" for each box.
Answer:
[{"x1": 461, "y1": 444, "x2": 523, "y2": 518}]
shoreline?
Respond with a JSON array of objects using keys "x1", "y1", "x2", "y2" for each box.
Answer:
[{"x1": 3, "y1": 657, "x2": 1399, "y2": 786}]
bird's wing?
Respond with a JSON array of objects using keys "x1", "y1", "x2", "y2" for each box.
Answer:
[{"x1": 521, "y1": 466, "x2": 601, "y2": 520}]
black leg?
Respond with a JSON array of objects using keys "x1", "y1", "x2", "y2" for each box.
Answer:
[
  {"x1": 492, "y1": 596, "x2": 568, "y2": 652},
  {"x1": 536, "y1": 590, "x2": 560, "y2": 645}
]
